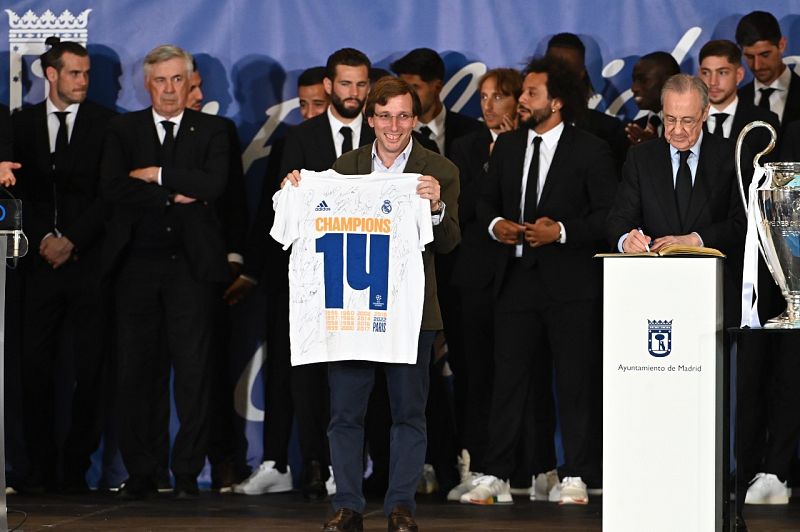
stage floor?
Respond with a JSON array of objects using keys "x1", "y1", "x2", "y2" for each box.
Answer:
[{"x1": 6, "y1": 491, "x2": 800, "y2": 531}]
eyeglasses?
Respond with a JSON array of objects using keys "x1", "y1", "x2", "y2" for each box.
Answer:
[
  {"x1": 373, "y1": 112, "x2": 414, "y2": 124},
  {"x1": 663, "y1": 115, "x2": 702, "y2": 129}
]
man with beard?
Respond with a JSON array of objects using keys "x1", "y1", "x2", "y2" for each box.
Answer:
[
  {"x1": 297, "y1": 66, "x2": 330, "y2": 120},
  {"x1": 736, "y1": 10, "x2": 800, "y2": 134},
  {"x1": 231, "y1": 48, "x2": 373, "y2": 500},
  {"x1": 461, "y1": 56, "x2": 616, "y2": 506},
  {"x1": 625, "y1": 52, "x2": 680, "y2": 146},
  {"x1": 12, "y1": 38, "x2": 115, "y2": 493}
]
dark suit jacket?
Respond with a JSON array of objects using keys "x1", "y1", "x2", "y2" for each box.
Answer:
[
  {"x1": 242, "y1": 114, "x2": 376, "y2": 286},
  {"x1": 575, "y1": 109, "x2": 627, "y2": 175},
  {"x1": 607, "y1": 134, "x2": 745, "y2": 256},
  {"x1": 443, "y1": 109, "x2": 483, "y2": 157},
  {"x1": 100, "y1": 107, "x2": 230, "y2": 282},
  {"x1": 778, "y1": 119, "x2": 800, "y2": 161},
  {"x1": 332, "y1": 140, "x2": 460, "y2": 330},
  {"x1": 478, "y1": 124, "x2": 618, "y2": 302},
  {"x1": 217, "y1": 118, "x2": 248, "y2": 257},
  {"x1": 0, "y1": 104, "x2": 11, "y2": 161},
  {"x1": 12, "y1": 100, "x2": 115, "y2": 270},
  {"x1": 449, "y1": 127, "x2": 502, "y2": 288},
  {"x1": 704, "y1": 100, "x2": 780, "y2": 164},
  {"x1": 739, "y1": 69, "x2": 800, "y2": 134}
]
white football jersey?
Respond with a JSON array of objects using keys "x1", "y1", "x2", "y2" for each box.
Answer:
[{"x1": 270, "y1": 170, "x2": 434, "y2": 365}]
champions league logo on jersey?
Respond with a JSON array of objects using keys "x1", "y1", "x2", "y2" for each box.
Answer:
[
  {"x1": 373, "y1": 294, "x2": 385, "y2": 309},
  {"x1": 647, "y1": 320, "x2": 672, "y2": 357},
  {"x1": 381, "y1": 200, "x2": 392, "y2": 214}
]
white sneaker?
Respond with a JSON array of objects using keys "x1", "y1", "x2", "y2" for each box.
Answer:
[
  {"x1": 232, "y1": 461, "x2": 292, "y2": 495},
  {"x1": 745, "y1": 472, "x2": 790, "y2": 505},
  {"x1": 459, "y1": 475, "x2": 513, "y2": 505},
  {"x1": 557, "y1": 476, "x2": 588, "y2": 505},
  {"x1": 531, "y1": 469, "x2": 559, "y2": 501},
  {"x1": 417, "y1": 463, "x2": 439, "y2": 494},
  {"x1": 325, "y1": 466, "x2": 336, "y2": 496},
  {"x1": 447, "y1": 471, "x2": 482, "y2": 501}
]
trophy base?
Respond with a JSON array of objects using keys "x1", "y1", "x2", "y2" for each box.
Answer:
[{"x1": 764, "y1": 310, "x2": 800, "y2": 329}]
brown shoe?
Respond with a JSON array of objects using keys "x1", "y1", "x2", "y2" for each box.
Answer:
[
  {"x1": 388, "y1": 505, "x2": 418, "y2": 532},
  {"x1": 322, "y1": 508, "x2": 364, "y2": 532}
]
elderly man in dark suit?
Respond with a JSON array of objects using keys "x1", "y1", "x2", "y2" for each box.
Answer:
[
  {"x1": 608, "y1": 74, "x2": 746, "y2": 331},
  {"x1": 100, "y1": 44, "x2": 230, "y2": 500},
  {"x1": 12, "y1": 38, "x2": 115, "y2": 493},
  {"x1": 459, "y1": 56, "x2": 615, "y2": 507},
  {"x1": 283, "y1": 76, "x2": 459, "y2": 532}
]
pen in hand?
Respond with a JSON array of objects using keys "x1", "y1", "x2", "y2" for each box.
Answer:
[{"x1": 638, "y1": 227, "x2": 650, "y2": 252}]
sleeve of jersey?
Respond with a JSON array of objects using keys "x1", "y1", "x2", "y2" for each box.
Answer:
[
  {"x1": 417, "y1": 195, "x2": 434, "y2": 250},
  {"x1": 269, "y1": 185, "x2": 298, "y2": 250}
]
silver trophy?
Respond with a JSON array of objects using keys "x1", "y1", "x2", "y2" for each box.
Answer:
[{"x1": 736, "y1": 121, "x2": 800, "y2": 328}]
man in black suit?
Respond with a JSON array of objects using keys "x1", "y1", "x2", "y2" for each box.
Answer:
[
  {"x1": 12, "y1": 39, "x2": 115, "y2": 493},
  {"x1": 699, "y1": 39, "x2": 780, "y2": 151},
  {"x1": 736, "y1": 11, "x2": 800, "y2": 135},
  {"x1": 461, "y1": 56, "x2": 616, "y2": 506},
  {"x1": 608, "y1": 74, "x2": 745, "y2": 328},
  {"x1": 101, "y1": 44, "x2": 230, "y2": 500},
  {"x1": 229, "y1": 48, "x2": 374, "y2": 500},
  {"x1": 448, "y1": 68, "x2": 543, "y2": 499},
  {"x1": 625, "y1": 52, "x2": 680, "y2": 146}
]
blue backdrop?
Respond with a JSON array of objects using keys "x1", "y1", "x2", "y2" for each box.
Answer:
[{"x1": 4, "y1": 0, "x2": 800, "y2": 484}]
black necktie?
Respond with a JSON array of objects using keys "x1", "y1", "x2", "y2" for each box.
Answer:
[
  {"x1": 340, "y1": 126, "x2": 352, "y2": 154},
  {"x1": 675, "y1": 150, "x2": 692, "y2": 226},
  {"x1": 160, "y1": 120, "x2": 175, "y2": 166},
  {"x1": 712, "y1": 113, "x2": 729, "y2": 137},
  {"x1": 758, "y1": 87, "x2": 776, "y2": 111},
  {"x1": 419, "y1": 125, "x2": 433, "y2": 140},
  {"x1": 53, "y1": 111, "x2": 69, "y2": 171},
  {"x1": 522, "y1": 136, "x2": 543, "y2": 223}
]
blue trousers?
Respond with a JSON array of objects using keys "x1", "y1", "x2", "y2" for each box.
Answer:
[{"x1": 328, "y1": 330, "x2": 434, "y2": 516}]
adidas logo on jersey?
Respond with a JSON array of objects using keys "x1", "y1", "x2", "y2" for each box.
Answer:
[{"x1": 315, "y1": 200, "x2": 331, "y2": 211}]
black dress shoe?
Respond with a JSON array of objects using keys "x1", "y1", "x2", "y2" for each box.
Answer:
[
  {"x1": 321, "y1": 507, "x2": 363, "y2": 532},
  {"x1": 117, "y1": 477, "x2": 156, "y2": 501},
  {"x1": 302, "y1": 460, "x2": 328, "y2": 501},
  {"x1": 174, "y1": 476, "x2": 200, "y2": 500},
  {"x1": 388, "y1": 505, "x2": 418, "y2": 532}
]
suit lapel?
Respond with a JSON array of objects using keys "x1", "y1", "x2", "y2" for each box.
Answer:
[
  {"x1": 648, "y1": 140, "x2": 682, "y2": 233},
  {"x1": 174, "y1": 110, "x2": 198, "y2": 163},
  {"x1": 506, "y1": 130, "x2": 528, "y2": 221},
  {"x1": 34, "y1": 103, "x2": 51, "y2": 173},
  {"x1": 537, "y1": 126, "x2": 572, "y2": 209},
  {"x1": 67, "y1": 104, "x2": 92, "y2": 170},
  {"x1": 318, "y1": 117, "x2": 337, "y2": 163},
  {"x1": 139, "y1": 108, "x2": 160, "y2": 164}
]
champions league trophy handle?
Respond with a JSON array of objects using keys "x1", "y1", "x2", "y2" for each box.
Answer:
[{"x1": 735, "y1": 120, "x2": 777, "y2": 210}]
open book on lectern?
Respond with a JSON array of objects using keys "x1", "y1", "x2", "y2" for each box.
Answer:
[{"x1": 595, "y1": 244, "x2": 725, "y2": 258}]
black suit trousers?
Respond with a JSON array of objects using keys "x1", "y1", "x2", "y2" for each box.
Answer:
[
  {"x1": 485, "y1": 261, "x2": 601, "y2": 483},
  {"x1": 21, "y1": 257, "x2": 108, "y2": 485},
  {"x1": 114, "y1": 256, "x2": 215, "y2": 481}
]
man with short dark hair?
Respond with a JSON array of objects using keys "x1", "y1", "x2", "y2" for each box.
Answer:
[
  {"x1": 625, "y1": 51, "x2": 681, "y2": 145},
  {"x1": 101, "y1": 44, "x2": 230, "y2": 500},
  {"x1": 699, "y1": 39, "x2": 780, "y2": 145},
  {"x1": 736, "y1": 10, "x2": 800, "y2": 132},
  {"x1": 390, "y1": 48, "x2": 482, "y2": 157},
  {"x1": 461, "y1": 56, "x2": 616, "y2": 506},
  {"x1": 230, "y1": 48, "x2": 375, "y2": 500},
  {"x1": 12, "y1": 37, "x2": 115, "y2": 493},
  {"x1": 281, "y1": 75, "x2": 460, "y2": 532},
  {"x1": 297, "y1": 66, "x2": 330, "y2": 120}
]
